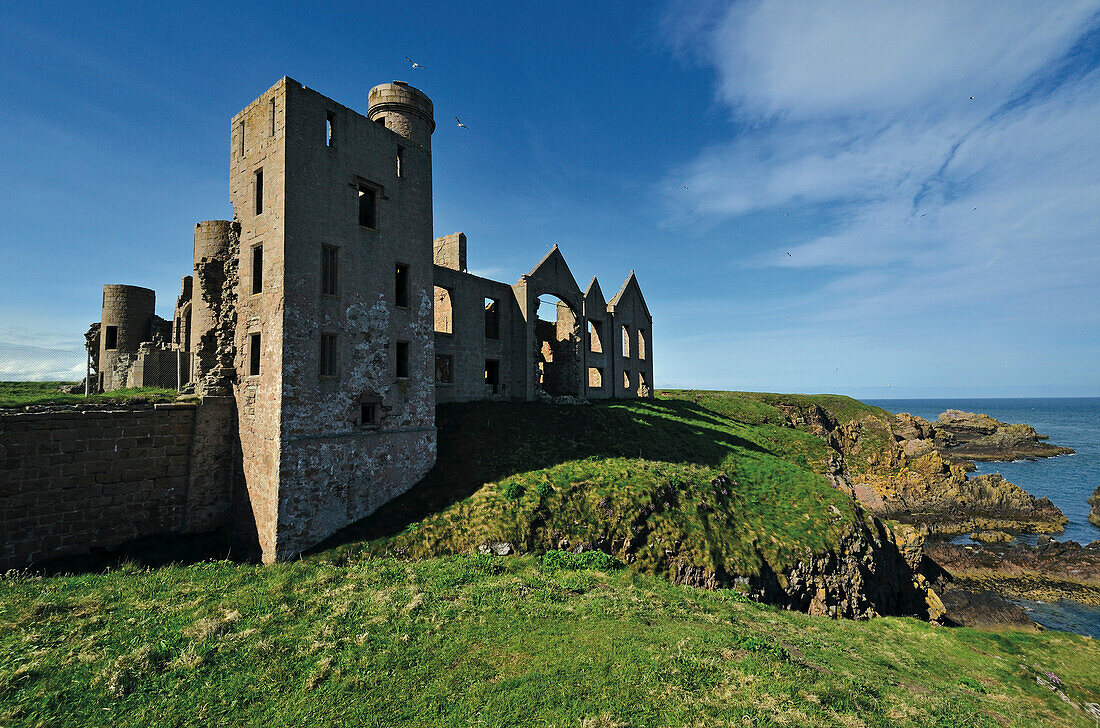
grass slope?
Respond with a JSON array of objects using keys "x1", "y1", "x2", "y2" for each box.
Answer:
[
  {"x1": 323, "y1": 393, "x2": 872, "y2": 581},
  {"x1": 0, "y1": 381, "x2": 178, "y2": 408},
  {"x1": 2, "y1": 555, "x2": 1097, "y2": 727}
]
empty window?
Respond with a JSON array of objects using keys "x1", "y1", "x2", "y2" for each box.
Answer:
[
  {"x1": 251, "y1": 245, "x2": 263, "y2": 294},
  {"x1": 359, "y1": 401, "x2": 380, "y2": 427},
  {"x1": 319, "y1": 333, "x2": 338, "y2": 377},
  {"x1": 238, "y1": 121, "x2": 244, "y2": 156},
  {"x1": 321, "y1": 245, "x2": 338, "y2": 295},
  {"x1": 326, "y1": 111, "x2": 335, "y2": 147},
  {"x1": 623, "y1": 370, "x2": 631, "y2": 390},
  {"x1": 395, "y1": 263, "x2": 409, "y2": 308},
  {"x1": 396, "y1": 341, "x2": 410, "y2": 379},
  {"x1": 637, "y1": 329, "x2": 647, "y2": 360},
  {"x1": 485, "y1": 359, "x2": 501, "y2": 392},
  {"x1": 484, "y1": 297, "x2": 500, "y2": 340},
  {"x1": 588, "y1": 367, "x2": 603, "y2": 389},
  {"x1": 374, "y1": 116, "x2": 386, "y2": 127},
  {"x1": 621, "y1": 324, "x2": 630, "y2": 358},
  {"x1": 435, "y1": 354, "x2": 454, "y2": 384},
  {"x1": 588, "y1": 320, "x2": 603, "y2": 353},
  {"x1": 270, "y1": 98, "x2": 276, "y2": 135},
  {"x1": 358, "y1": 183, "x2": 377, "y2": 228},
  {"x1": 254, "y1": 168, "x2": 264, "y2": 215},
  {"x1": 397, "y1": 146, "x2": 404, "y2": 178},
  {"x1": 434, "y1": 286, "x2": 453, "y2": 334},
  {"x1": 104, "y1": 326, "x2": 118, "y2": 350},
  {"x1": 638, "y1": 372, "x2": 649, "y2": 395},
  {"x1": 249, "y1": 333, "x2": 261, "y2": 376}
]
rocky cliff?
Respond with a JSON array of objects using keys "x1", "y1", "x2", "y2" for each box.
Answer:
[
  {"x1": 934, "y1": 409, "x2": 1074, "y2": 463},
  {"x1": 1089, "y1": 485, "x2": 1100, "y2": 528}
]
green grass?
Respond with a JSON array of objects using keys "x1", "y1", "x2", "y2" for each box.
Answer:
[
  {"x1": 2, "y1": 555, "x2": 1097, "y2": 727},
  {"x1": 319, "y1": 394, "x2": 855, "y2": 581},
  {"x1": 0, "y1": 381, "x2": 179, "y2": 408}
]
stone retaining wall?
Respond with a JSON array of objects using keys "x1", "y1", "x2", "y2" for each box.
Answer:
[{"x1": 0, "y1": 398, "x2": 236, "y2": 570}]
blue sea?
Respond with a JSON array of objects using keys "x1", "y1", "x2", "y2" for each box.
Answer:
[{"x1": 867, "y1": 398, "x2": 1100, "y2": 637}]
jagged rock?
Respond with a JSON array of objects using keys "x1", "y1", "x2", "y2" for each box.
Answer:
[
  {"x1": 970, "y1": 530, "x2": 1014, "y2": 544},
  {"x1": 1088, "y1": 485, "x2": 1100, "y2": 528},
  {"x1": 933, "y1": 409, "x2": 1075, "y2": 462},
  {"x1": 477, "y1": 541, "x2": 514, "y2": 556}
]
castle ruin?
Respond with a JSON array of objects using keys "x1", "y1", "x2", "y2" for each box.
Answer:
[{"x1": 82, "y1": 78, "x2": 653, "y2": 563}]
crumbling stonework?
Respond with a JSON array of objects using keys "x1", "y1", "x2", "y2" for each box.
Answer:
[{"x1": 72, "y1": 76, "x2": 654, "y2": 563}]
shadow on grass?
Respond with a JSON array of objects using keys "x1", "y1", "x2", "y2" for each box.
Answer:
[{"x1": 308, "y1": 398, "x2": 764, "y2": 555}]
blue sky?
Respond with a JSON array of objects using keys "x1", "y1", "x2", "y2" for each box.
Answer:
[{"x1": 1, "y1": 0, "x2": 1099, "y2": 397}]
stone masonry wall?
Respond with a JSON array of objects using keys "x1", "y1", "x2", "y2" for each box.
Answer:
[{"x1": 0, "y1": 401, "x2": 234, "y2": 570}]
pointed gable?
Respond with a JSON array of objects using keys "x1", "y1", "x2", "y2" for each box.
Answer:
[
  {"x1": 608, "y1": 271, "x2": 651, "y2": 320},
  {"x1": 583, "y1": 277, "x2": 607, "y2": 319},
  {"x1": 523, "y1": 244, "x2": 582, "y2": 305}
]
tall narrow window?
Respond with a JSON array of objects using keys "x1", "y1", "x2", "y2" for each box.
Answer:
[
  {"x1": 249, "y1": 333, "x2": 261, "y2": 376},
  {"x1": 434, "y1": 286, "x2": 453, "y2": 334},
  {"x1": 326, "y1": 111, "x2": 335, "y2": 147},
  {"x1": 254, "y1": 168, "x2": 264, "y2": 216},
  {"x1": 396, "y1": 341, "x2": 410, "y2": 379},
  {"x1": 358, "y1": 184, "x2": 377, "y2": 228},
  {"x1": 637, "y1": 329, "x2": 647, "y2": 360},
  {"x1": 104, "y1": 326, "x2": 118, "y2": 350},
  {"x1": 484, "y1": 297, "x2": 500, "y2": 340},
  {"x1": 319, "y1": 333, "x2": 338, "y2": 377},
  {"x1": 395, "y1": 263, "x2": 409, "y2": 308},
  {"x1": 621, "y1": 324, "x2": 630, "y2": 358},
  {"x1": 270, "y1": 98, "x2": 276, "y2": 135},
  {"x1": 588, "y1": 367, "x2": 603, "y2": 389},
  {"x1": 251, "y1": 245, "x2": 263, "y2": 294},
  {"x1": 588, "y1": 320, "x2": 603, "y2": 353},
  {"x1": 396, "y1": 146, "x2": 404, "y2": 178},
  {"x1": 321, "y1": 245, "x2": 339, "y2": 295},
  {"x1": 435, "y1": 354, "x2": 454, "y2": 384},
  {"x1": 623, "y1": 370, "x2": 631, "y2": 390},
  {"x1": 238, "y1": 121, "x2": 244, "y2": 156},
  {"x1": 485, "y1": 359, "x2": 501, "y2": 392}
]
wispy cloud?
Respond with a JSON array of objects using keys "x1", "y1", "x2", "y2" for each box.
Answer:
[{"x1": 659, "y1": 0, "x2": 1100, "y2": 392}]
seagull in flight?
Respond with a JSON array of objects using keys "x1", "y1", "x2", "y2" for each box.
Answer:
[
  {"x1": 920, "y1": 213, "x2": 927, "y2": 217},
  {"x1": 455, "y1": 116, "x2": 468, "y2": 129},
  {"x1": 786, "y1": 252, "x2": 792, "y2": 257},
  {"x1": 405, "y1": 56, "x2": 425, "y2": 69},
  {"x1": 969, "y1": 96, "x2": 975, "y2": 100}
]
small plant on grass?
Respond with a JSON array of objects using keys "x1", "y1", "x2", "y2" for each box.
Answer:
[
  {"x1": 501, "y1": 482, "x2": 526, "y2": 500},
  {"x1": 534, "y1": 481, "x2": 553, "y2": 498},
  {"x1": 958, "y1": 676, "x2": 986, "y2": 693}
]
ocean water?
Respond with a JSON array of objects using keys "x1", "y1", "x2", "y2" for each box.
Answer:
[
  {"x1": 867, "y1": 398, "x2": 1100, "y2": 637},
  {"x1": 867, "y1": 398, "x2": 1100, "y2": 545}
]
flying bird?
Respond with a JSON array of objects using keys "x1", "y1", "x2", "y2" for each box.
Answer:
[
  {"x1": 920, "y1": 213, "x2": 927, "y2": 217},
  {"x1": 405, "y1": 56, "x2": 425, "y2": 69},
  {"x1": 786, "y1": 252, "x2": 792, "y2": 257},
  {"x1": 969, "y1": 96, "x2": 975, "y2": 100},
  {"x1": 682, "y1": 185, "x2": 689, "y2": 190},
  {"x1": 455, "y1": 116, "x2": 468, "y2": 129}
]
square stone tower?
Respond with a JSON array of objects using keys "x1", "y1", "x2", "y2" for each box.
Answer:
[{"x1": 229, "y1": 78, "x2": 437, "y2": 562}]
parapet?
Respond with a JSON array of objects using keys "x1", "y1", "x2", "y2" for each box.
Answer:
[{"x1": 367, "y1": 81, "x2": 435, "y2": 148}]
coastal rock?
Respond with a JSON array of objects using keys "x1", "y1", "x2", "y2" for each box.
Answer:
[
  {"x1": 1088, "y1": 485, "x2": 1100, "y2": 528},
  {"x1": 970, "y1": 530, "x2": 1014, "y2": 544},
  {"x1": 935, "y1": 581, "x2": 1040, "y2": 631},
  {"x1": 933, "y1": 410, "x2": 1075, "y2": 462}
]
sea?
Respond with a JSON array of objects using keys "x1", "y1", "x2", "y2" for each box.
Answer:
[{"x1": 867, "y1": 398, "x2": 1100, "y2": 638}]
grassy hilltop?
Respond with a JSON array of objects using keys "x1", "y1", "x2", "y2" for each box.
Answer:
[{"x1": 2, "y1": 390, "x2": 1098, "y2": 727}]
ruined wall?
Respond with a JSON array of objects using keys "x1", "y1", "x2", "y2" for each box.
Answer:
[
  {"x1": 608, "y1": 273, "x2": 653, "y2": 398},
  {"x1": 255, "y1": 79, "x2": 437, "y2": 561},
  {"x1": 433, "y1": 265, "x2": 524, "y2": 402},
  {"x1": 433, "y1": 232, "x2": 467, "y2": 272},
  {"x1": 230, "y1": 80, "x2": 286, "y2": 561},
  {"x1": 0, "y1": 400, "x2": 235, "y2": 571},
  {"x1": 99, "y1": 285, "x2": 155, "y2": 391},
  {"x1": 583, "y1": 279, "x2": 611, "y2": 399}
]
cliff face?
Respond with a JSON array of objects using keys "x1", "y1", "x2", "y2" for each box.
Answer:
[
  {"x1": 779, "y1": 402, "x2": 1069, "y2": 535},
  {"x1": 1089, "y1": 485, "x2": 1100, "y2": 528}
]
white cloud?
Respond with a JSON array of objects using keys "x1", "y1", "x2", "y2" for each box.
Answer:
[{"x1": 0, "y1": 342, "x2": 86, "y2": 381}]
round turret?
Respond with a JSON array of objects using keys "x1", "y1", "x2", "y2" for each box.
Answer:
[
  {"x1": 194, "y1": 220, "x2": 235, "y2": 261},
  {"x1": 191, "y1": 220, "x2": 236, "y2": 386},
  {"x1": 98, "y1": 284, "x2": 155, "y2": 390},
  {"x1": 367, "y1": 81, "x2": 435, "y2": 149}
]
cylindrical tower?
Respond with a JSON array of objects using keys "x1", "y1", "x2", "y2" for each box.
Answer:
[
  {"x1": 191, "y1": 220, "x2": 236, "y2": 385},
  {"x1": 99, "y1": 284, "x2": 155, "y2": 391},
  {"x1": 367, "y1": 81, "x2": 435, "y2": 150}
]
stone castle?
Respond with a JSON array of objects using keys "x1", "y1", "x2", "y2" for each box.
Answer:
[{"x1": 84, "y1": 77, "x2": 654, "y2": 563}]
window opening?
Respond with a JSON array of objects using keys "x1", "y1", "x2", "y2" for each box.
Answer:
[
  {"x1": 326, "y1": 111, "x2": 335, "y2": 147},
  {"x1": 358, "y1": 183, "x2": 377, "y2": 228},
  {"x1": 588, "y1": 367, "x2": 603, "y2": 389},
  {"x1": 319, "y1": 333, "x2": 338, "y2": 377},
  {"x1": 104, "y1": 326, "x2": 118, "y2": 350},
  {"x1": 637, "y1": 329, "x2": 647, "y2": 360},
  {"x1": 270, "y1": 98, "x2": 276, "y2": 135},
  {"x1": 359, "y1": 401, "x2": 380, "y2": 427},
  {"x1": 434, "y1": 286, "x2": 453, "y2": 334},
  {"x1": 588, "y1": 319, "x2": 603, "y2": 353},
  {"x1": 485, "y1": 359, "x2": 501, "y2": 393},
  {"x1": 251, "y1": 245, "x2": 263, "y2": 294},
  {"x1": 621, "y1": 324, "x2": 630, "y2": 357},
  {"x1": 254, "y1": 168, "x2": 263, "y2": 216},
  {"x1": 395, "y1": 263, "x2": 409, "y2": 308},
  {"x1": 321, "y1": 245, "x2": 339, "y2": 295},
  {"x1": 249, "y1": 333, "x2": 261, "y2": 376},
  {"x1": 435, "y1": 354, "x2": 454, "y2": 384},
  {"x1": 396, "y1": 341, "x2": 410, "y2": 379},
  {"x1": 238, "y1": 121, "x2": 244, "y2": 156},
  {"x1": 396, "y1": 146, "x2": 404, "y2": 178},
  {"x1": 623, "y1": 370, "x2": 631, "y2": 390},
  {"x1": 484, "y1": 297, "x2": 500, "y2": 340}
]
